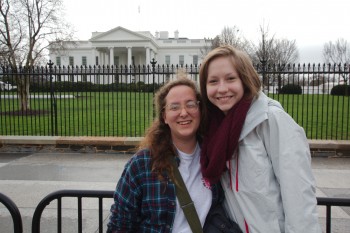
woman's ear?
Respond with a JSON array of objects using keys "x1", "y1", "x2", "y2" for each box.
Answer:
[{"x1": 163, "y1": 111, "x2": 168, "y2": 124}]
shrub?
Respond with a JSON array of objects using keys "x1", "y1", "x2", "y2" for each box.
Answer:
[
  {"x1": 331, "y1": 85, "x2": 350, "y2": 96},
  {"x1": 28, "y1": 81, "x2": 162, "y2": 93},
  {"x1": 280, "y1": 84, "x2": 302, "y2": 94}
]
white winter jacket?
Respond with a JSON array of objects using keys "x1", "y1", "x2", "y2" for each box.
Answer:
[{"x1": 221, "y1": 92, "x2": 321, "y2": 233}]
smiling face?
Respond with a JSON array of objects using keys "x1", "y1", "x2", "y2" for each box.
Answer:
[
  {"x1": 206, "y1": 56, "x2": 244, "y2": 115},
  {"x1": 163, "y1": 85, "x2": 200, "y2": 145}
]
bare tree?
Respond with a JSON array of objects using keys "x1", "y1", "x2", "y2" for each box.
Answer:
[
  {"x1": 200, "y1": 37, "x2": 218, "y2": 59},
  {"x1": 253, "y1": 24, "x2": 275, "y2": 87},
  {"x1": 323, "y1": 38, "x2": 350, "y2": 95},
  {"x1": 323, "y1": 38, "x2": 350, "y2": 64},
  {"x1": 253, "y1": 24, "x2": 298, "y2": 65},
  {"x1": 253, "y1": 24, "x2": 299, "y2": 91},
  {"x1": 219, "y1": 26, "x2": 241, "y2": 47},
  {"x1": 270, "y1": 39, "x2": 299, "y2": 65},
  {"x1": 0, "y1": 0, "x2": 73, "y2": 111},
  {"x1": 200, "y1": 26, "x2": 253, "y2": 59},
  {"x1": 253, "y1": 24, "x2": 274, "y2": 65},
  {"x1": 0, "y1": 47, "x2": 7, "y2": 65},
  {"x1": 211, "y1": 35, "x2": 221, "y2": 49}
]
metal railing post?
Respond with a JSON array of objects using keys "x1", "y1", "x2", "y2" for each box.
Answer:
[
  {"x1": 0, "y1": 193, "x2": 23, "y2": 233},
  {"x1": 48, "y1": 60, "x2": 57, "y2": 136},
  {"x1": 150, "y1": 58, "x2": 157, "y2": 118}
]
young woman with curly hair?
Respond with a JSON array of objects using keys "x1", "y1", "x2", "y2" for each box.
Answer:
[{"x1": 107, "y1": 72, "x2": 220, "y2": 233}]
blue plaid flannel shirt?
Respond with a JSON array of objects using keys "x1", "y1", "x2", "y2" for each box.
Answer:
[{"x1": 107, "y1": 149, "x2": 220, "y2": 233}]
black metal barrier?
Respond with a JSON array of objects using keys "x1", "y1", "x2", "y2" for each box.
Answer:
[
  {"x1": 0, "y1": 189, "x2": 346, "y2": 233},
  {"x1": 317, "y1": 197, "x2": 350, "y2": 233},
  {"x1": 0, "y1": 193, "x2": 23, "y2": 233},
  {"x1": 1, "y1": 63, "x2": 350, "y2": 140},
  {"x1": 31, "y1": 190, "x2": 114, "y2": 233}
]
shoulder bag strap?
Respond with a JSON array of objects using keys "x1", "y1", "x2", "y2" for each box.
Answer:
[{"x1": 170, "y1": 158, "x2": 203, "y2": 233}]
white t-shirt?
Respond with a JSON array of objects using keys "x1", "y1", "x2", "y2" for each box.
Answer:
[{"x1": 171, "y1": 143, "x2": 212, "y2": 233}]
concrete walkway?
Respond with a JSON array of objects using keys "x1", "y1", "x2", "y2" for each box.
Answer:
[
  {"x1": 0, "y1": 152, "x2": 131, "y2": 233},
  {"x1": 0, "y1": 147, "x2": 349, "y2": 232}
]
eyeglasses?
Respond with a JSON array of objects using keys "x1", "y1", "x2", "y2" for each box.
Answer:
[{"x1": 164, "y1": 100, "x2": 200, "y2": 114}]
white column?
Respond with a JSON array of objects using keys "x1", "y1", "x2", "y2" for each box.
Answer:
[
  {"x1": 105, "y1": 53, "x2": 109, "y2": 66},
  {"x1": 146, "y1": 47, "x2": 150, "y2": 66},
  {"x1": 92, "y1": 48, "x2": 96, "y2": 66},
  {"x1": 98, "y1": 51, "x2": 103, "y2": 66},
  {"x1": 127, "y1": 47, "x2": 132, "y2": 67},
  {"x1": 109, "y1": 47, "x2": 114, "y2": 66}
]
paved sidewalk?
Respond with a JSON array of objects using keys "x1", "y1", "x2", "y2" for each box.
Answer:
[{"x1": 0, "y1": 152, "x2": 349, "y2": 233}]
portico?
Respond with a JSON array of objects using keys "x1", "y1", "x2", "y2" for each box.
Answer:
[
  {"x1": 91, "y1": 46, "x2": 156, "y2": 67},
  {"x1": 88, "y1": 27, "x2": 158, "y2": 67}
]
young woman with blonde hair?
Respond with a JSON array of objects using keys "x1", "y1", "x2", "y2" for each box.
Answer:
[{"x1": 199, "y1": 45, "x2": 321, "y2": 233}]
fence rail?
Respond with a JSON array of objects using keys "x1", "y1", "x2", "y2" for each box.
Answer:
[
  {"x1": 317, "y1": 197, "x2": 350, "y2": 233},
  {"x1": 0, "y1": 189, "x2": 350, "y2": 233},
  {"x1": 1, "y1": 62, "x2": 349, "y2": 139},
  {"x1": 32, "y1": 190, "x2": 113, "y2": 233},
  {"x1": 0, "y1": 193, "x2": 23, "y2": 233}
]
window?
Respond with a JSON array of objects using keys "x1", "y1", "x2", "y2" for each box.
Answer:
[
  {"x1": 82, "y1": 75, "x2": 87, "y2": 82},
  {"x1": 82, "y1": 56, "x2": 87, "y2": 66},
  {"x1": 114, "y1": 74, "x2": 119, "y2": 84},
  {"x1": 56, "y1": 57, "x2": 61, "y2": 66},
  {"x1": 165, "y1": 55, "x2": 170, "y2": 65},
  {"x1": 177, "y1": 40, "x2": 186, "y2": 44},
  {"x1": 95, "y1": 75, "x2": 100, "y2": 84},
  {"x1": 113, "y1": 56, "x2": 120, "y2": 83},
  {"x1": 69, "y1": 56, "x2": 74, "y2": 66},
  {"x1": 193, "y1": 55, "x2": 198, "y2": 65},
  {"x1": 179, "y1": 55, "x2": 184, "y2": 66},
  {"x1": 114, "y1": 56, "x2": 119, "y2": 66}
]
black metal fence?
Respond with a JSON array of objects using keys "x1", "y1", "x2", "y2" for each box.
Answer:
[
  {"x1": 1, "y1": 61, "x2": 349, "y2": 139},
  {"x1": 0, "y1": 193, "x2": 23, "y2": 233},
  {"x1": 1, "y1": 189, "x2": 349, "y2": 233},
  {"x1": 32, "y1": 190, "x2": 113, "y2": 233}
]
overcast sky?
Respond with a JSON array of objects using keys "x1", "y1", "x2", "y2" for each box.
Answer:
[{"x1": 63, "y1": 0, "x2": 349, "y2": 64}]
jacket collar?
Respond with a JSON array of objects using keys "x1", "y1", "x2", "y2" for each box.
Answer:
[{"x1": 239, "y1": 92, "x2": 283, "y2": 141}]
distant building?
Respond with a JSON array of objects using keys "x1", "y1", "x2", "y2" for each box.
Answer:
[{"x1": 49, "y1": 26, "x2": 209, "y2": 68}]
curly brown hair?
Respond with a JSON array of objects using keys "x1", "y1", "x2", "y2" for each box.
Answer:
[{"x1": 139, "y1": 71, "x2": 203, "y2": 181}]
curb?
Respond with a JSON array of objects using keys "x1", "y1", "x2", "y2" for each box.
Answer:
[
  {"x1": 308, "y1": 139, "x2": 350, "y2": 157},
  {"x1": 0, "y1": 136, "x2": 141, "y2": 154},
  {"x1": 0, "y1": 136, "x2": 349, "y2": 156}
]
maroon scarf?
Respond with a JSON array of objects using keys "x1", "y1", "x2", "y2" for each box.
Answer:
[{"x1": 200, "y1": 98, "x2": 252, "y2": 186}]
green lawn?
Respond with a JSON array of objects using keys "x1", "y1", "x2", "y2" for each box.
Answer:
[
  {"x1": 1, "y1": 92, "x2": 349, "y2": 139},
  {"x1": 0, "y1": 92, "x2": 154, "y2": 137},
  {"x1": 270, "y1": 93, "x2": 349, "y2": 140}
]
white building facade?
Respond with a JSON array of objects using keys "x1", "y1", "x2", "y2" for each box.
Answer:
[{"x1": 49, "y1": 26, "x2": 209, "y2": 68}]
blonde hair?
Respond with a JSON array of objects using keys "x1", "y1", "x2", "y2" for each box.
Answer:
[{"x1": 199, "y1": 45, "x2": 261, "y2": 108}]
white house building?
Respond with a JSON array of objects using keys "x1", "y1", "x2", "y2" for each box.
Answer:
[{"x1": 49, "y1": 26, "x2": 209, "y2": 68}]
